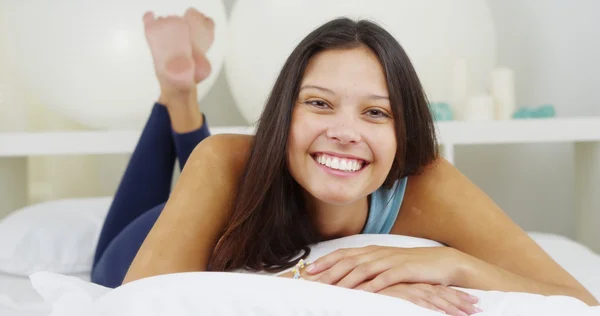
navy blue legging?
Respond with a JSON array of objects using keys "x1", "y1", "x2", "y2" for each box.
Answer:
[{"x1": 91, "y1": 103, "x2": 210, "y2": 288}]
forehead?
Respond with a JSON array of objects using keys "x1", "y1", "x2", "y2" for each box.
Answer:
[{"x1": 301, "y1": 46, "x2": 389, "y2": 96}]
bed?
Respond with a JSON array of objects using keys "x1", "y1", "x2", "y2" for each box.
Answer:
[
  {"x1": 0, "y1": 199, "x2": 599, "y2": 316},
  {"x1": 0, "y1": 272, "x2": 90, "y2": 316},
  {"x1": 0, "y1": 272, "x2": 46, "y2": 316}
]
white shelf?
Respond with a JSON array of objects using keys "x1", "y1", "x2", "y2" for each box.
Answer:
[
  {"x1": 1, "y1": 117, "x2": 599, "y2": 157},
  {"x1": 436, "y1": 117, "x2": 600, "y2": 145},
  {"x1": 0, "y1": 126, "x2": 253, "y2": 157}
]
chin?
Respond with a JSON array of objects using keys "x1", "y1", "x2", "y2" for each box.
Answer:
[{"x1": 308, "y1": 187, "x2": 360, "y2": 206}]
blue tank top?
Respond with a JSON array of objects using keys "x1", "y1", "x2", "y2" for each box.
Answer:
[{"x1": 361, "y1": 177, "x2": 408, "y2": 234}]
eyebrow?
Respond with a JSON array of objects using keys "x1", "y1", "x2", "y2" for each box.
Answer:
[{"x1": 300, "y1": 84, "x2": 389, "y2": 100}]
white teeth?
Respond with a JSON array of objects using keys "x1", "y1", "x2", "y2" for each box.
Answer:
[
  {"x1": 331, "y1": 158, "x2": 340, "y2": 169},
  {"x1": 314, "y1": 154, "x2": 364, "y2": 172},
  {"x1": 340, "y1": 160, "x2": 348, "y2": 170},
  {"x1": 318, "y1": 155, "x2": 324, "y2": 164}
]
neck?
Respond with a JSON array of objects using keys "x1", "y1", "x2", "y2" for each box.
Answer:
[{"x1": 305, "y1": 195, "x2": 369, "y2": 240}]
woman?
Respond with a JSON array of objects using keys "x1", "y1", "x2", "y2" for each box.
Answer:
[{"x1": 91, "y1": 7, "x2": 598, "y2": 315}]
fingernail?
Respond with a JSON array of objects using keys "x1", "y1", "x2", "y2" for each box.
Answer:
[
  {"x1": 468, "y1": 294, "x2": 479, "y2": 302},
  {"x1": 305, "y1": 264, "x2": 315, "y2": 273},
  {"x1": 474, "y1": 307, "x2": 483, "y2": 313}
]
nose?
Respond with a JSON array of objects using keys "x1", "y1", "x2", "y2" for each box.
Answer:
[{"x1": 326, "y1": 124, "x2": 361, "y2": 145}]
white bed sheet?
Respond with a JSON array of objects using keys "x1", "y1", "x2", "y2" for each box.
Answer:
[
  {"x1": 0, "y1": 232, "x2": 598, "y2": 316},
  {"x1": 0, "y1": 272, "x2": 90, "y2": 316},
  {"x1": 0, "y1": 272, "x2": 49, "y2": 316}
]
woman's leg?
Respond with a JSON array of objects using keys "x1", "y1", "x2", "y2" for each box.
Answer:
[
  {"x1": 91, "y1": 119, "x2": 210, "y2": 288},
  {"x1": 91, "y1": 9, "x2": 215, "y2": 287},
  {"x1": 92, "y1": 103, "x2": 176, "y2": 266},
  {"x1": 92, "y1": 202, "x2": 165, "y2": 288},
  {"x1": 173, "y1": 113, "x2": 211, "y2": 169}
]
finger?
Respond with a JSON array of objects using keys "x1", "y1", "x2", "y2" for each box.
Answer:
[
  {"x1": 435, "y1": 285, "x2": 479, "y2": 303},
  {"x1": 432, "y1": 286, "x2": 482, "y2": 315},
  {"x1": 335, "y1": 254, "x2": 394, "y2": 289},
  {"x1": 423, "y1": 291, "x2": 470, "y2": 316},
  {"x1": 304, "y1": 248, "x2": 353, "y2": 275},
  {"x1": 441, "y1": 286, "x2": 479, "y2": 303},
  {"x1": 413, "y1": 284, "x2": 479, "y2": 316},
  {"x1": 357, "y1": 267, "x2": 413, "y2": 293},
  {"x1": 307, "y1": 253, "x2": 375, "y2": 285},
  {"x1": 397, "y1": 286, "x2": 459, "y2": 315},
  {"x1": 306, "y1": 246, "x2": 377, "y2": 275},
  {"x1": 377, "y1": 288, "x2": 445, "y2": 314}
]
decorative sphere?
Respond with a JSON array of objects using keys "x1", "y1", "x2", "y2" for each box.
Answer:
[
  {"x1": 226, "y1": 0, "x2": 496, "y2": 124},
  {"x1": 0, "y1": 1, "x2": 227, "y2": 129}
]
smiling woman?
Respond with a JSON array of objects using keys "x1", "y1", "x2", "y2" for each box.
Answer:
[
  {"x1": 285, "y1": 47, "x2": 411, "y2": 238},
  {"x1": 89, "y1": 7, "x2": 597, "y2": 316},
  {"x1": 209, "y1": 20, "x2": 437, "y2": 272}
]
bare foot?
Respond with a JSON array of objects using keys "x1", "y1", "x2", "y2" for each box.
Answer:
[
  {"x1": 143, "y1": 12, "x2": 195, "y2": 93},
  {"x1": 184, "y1": 8, "x2": 215, "y2": 83}
]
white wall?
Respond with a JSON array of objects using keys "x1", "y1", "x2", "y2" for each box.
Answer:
[
  {"x1": 456, "y1": 0, "x2": 600, "y2": 238},
  {"x1": 14, "y1": 0, "x2": 600, "y2": 239}
]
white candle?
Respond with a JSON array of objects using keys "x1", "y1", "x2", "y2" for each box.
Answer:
[
  {"x1": 464, "y1": 94, "x2": 494, "y2": 121},
  {"x1": 450, "y1": 59, "x2": 469, "y2": 120},
  {"x1": 491, "y1": 67, "x2": 516, "y2": 120}
]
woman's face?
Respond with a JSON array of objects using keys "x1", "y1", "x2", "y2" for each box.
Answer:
[{"x1": 287, "y1": 46, "x2": 397, "y2": 206}]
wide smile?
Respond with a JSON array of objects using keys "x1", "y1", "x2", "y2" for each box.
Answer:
[{"x1": 310, "y1": 152, "x2": 370, "y2": 176}]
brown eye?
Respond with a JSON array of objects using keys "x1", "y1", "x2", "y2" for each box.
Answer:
[
  {"x1": 305, "y1": 100, "x2": 329, "y2": 109},
  {"x1": 366, "y1": 109, "x2": 389, "y2": 118}
]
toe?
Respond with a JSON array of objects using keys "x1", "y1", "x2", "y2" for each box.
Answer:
[
  {"x1": 185, "y1": 7, "x2": 204, "y2": 19},
  {"x1": 143, "y1": 11, "x2": 155, "y2": 24}
]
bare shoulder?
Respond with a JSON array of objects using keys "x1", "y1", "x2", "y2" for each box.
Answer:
[
  {"x1": 123, "y1": 133, "x2": 254, "y2": 284},
  {"x1": 194, "y1": 133, "x2": 254, "y2": 153},
  {"x1": 187, "y1": 134, "x2": 254, "y2": 175}
]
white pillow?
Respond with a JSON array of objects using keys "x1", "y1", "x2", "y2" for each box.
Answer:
[
  {"x1": 29, "y1": 273, "x2": 599, "y2": 316},
  {"x1": 32, "y1": 271, "x2": 441, "y2": 316},
  {"x1": 30, "y1": 235, "x2": 598, "y2": 316},
  {"x1": 0, "y1": 197, "x2": 112, "y2": 276}
]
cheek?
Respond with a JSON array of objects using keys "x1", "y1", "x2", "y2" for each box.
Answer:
[
  {"x1": 289, "y1": 109, "x2": 322, "y2": 151},
  {"x1": 370, "y1": 128, "x2": 397, "y2": 167},
  {"x1": 288, "y1": 114, "x2": 305, "y2": 154},
  {"x1": 287, "y1": 110, "x2": 317, "y2": 166}
]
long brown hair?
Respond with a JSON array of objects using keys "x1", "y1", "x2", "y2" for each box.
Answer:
[{"x1": 210, "y1": 18, "x2": 438, "y2": 272}]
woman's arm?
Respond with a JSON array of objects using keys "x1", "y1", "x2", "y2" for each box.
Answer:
[
  {"x1": 122, "y1": 134, "x2": 253, "y2": 284},
  {"x1": 392, "y1": 158, "x2": 598, "y2": 305},
  {"x1": 450, "y1": 247, "x2": 595, "y2": 302}
]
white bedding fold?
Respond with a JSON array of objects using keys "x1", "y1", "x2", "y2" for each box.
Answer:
[{"x1": 30, "y1": 271, "x2": 600, "y2": 316}]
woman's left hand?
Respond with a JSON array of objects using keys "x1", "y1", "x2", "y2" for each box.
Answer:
[{"x1": 303, "y1": 245, "x2": 463, "y2": 293}]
